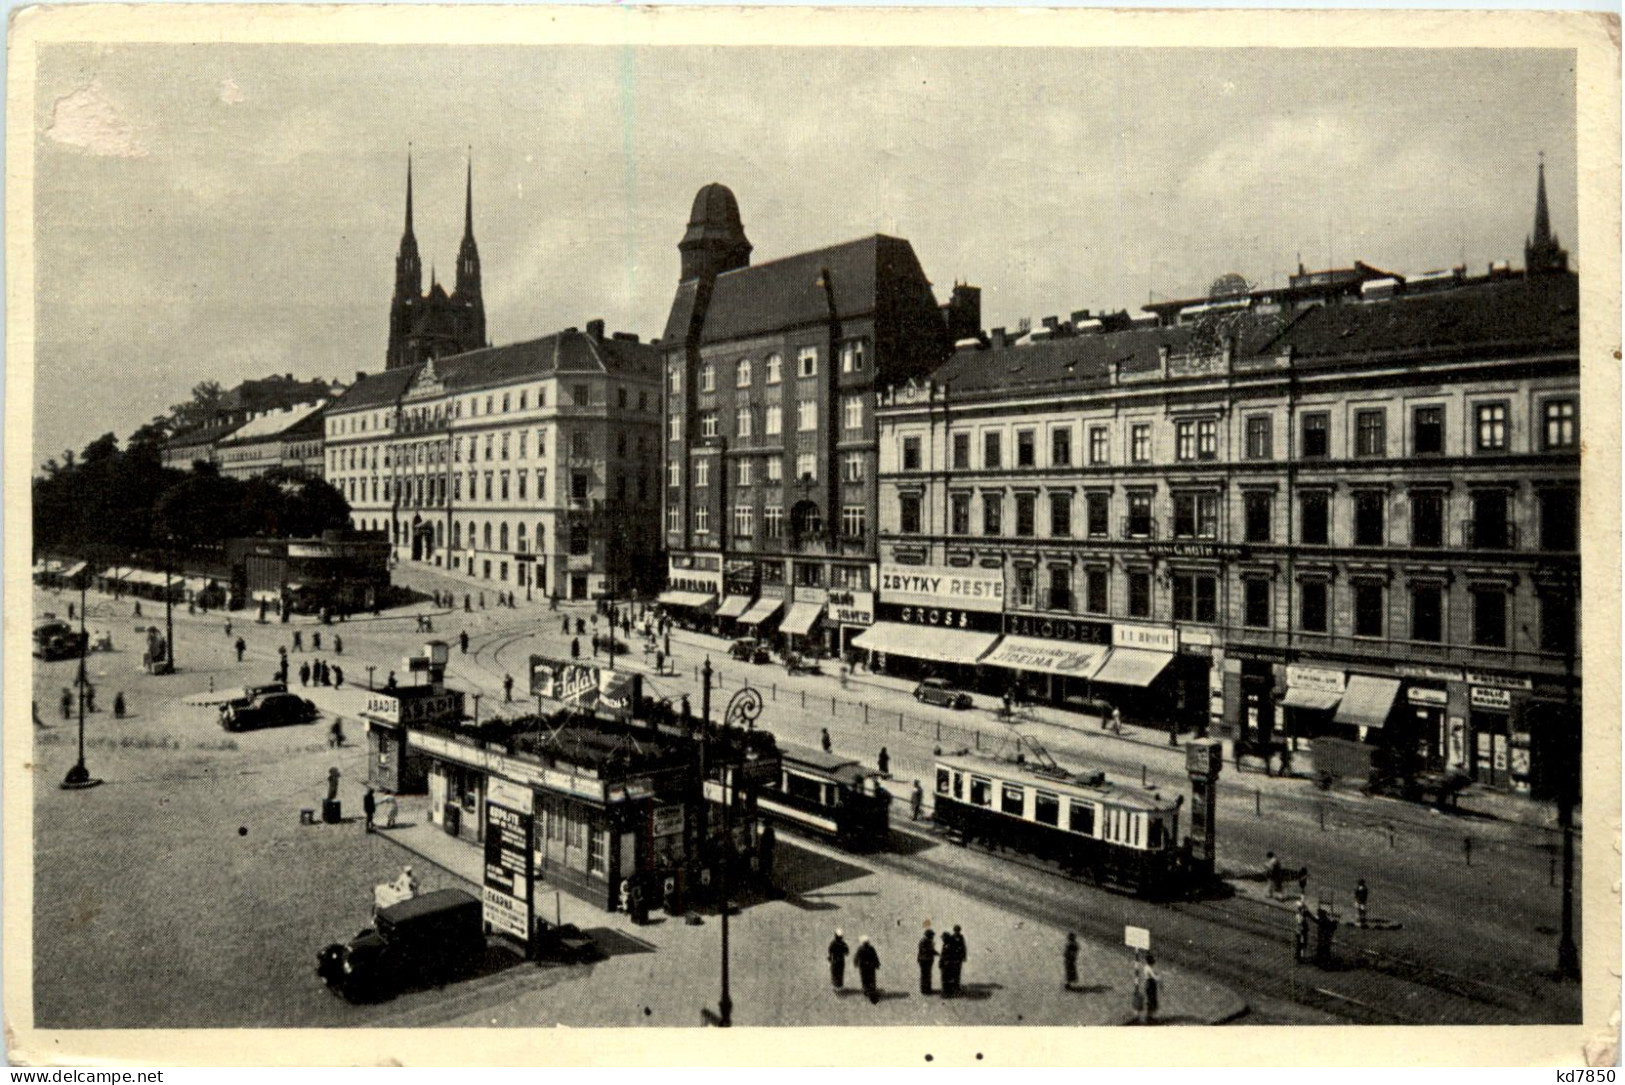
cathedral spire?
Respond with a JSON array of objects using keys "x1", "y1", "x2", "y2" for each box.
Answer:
[
  {"x1": 405, "y1": 147, "x2": 415, "y2": 238},
  {"x1": 1525, "y1": 153, "x2": 1569, "y2": 275},
  {"x1": 455, "y1": 148, "x2": 485, "y2": 344},
  {"x1": 463, "y1": 152, "x2": 474, "y2": 241}
]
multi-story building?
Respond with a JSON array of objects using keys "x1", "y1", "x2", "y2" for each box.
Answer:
[
  {"x1": 872, "y1": 174, "x2": 1578, "y2": 796},
  {"x1": 214, "y1": 401, "x2": 329, "y2": 480},
  {"x1": 162, "y1": 373, "x2": 341, "y2": 470},
  {"x1": 324, "y1": 323, "x2": 662, "y2": 600},
  {"x1": 659, "y1": 182, "x2": 976, "y2": 653}
]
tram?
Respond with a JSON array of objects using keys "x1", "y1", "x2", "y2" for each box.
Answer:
[
  {"x1": 932, "y1": 756, "x2": 1187, "y2": 897},
  {"x1": 756, "y1": 742, "x2": 892, "y2": 849}
]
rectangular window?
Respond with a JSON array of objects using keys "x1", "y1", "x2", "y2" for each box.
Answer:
[
  {"x1": 1245, "y1": 416, "x2": 1273, "y2": 460},
  {"x1": 1302, "y1": 412, "x2": 1329, "y2": 459},
  {"x1": 517, "y1": 472, "x2": 527, "y2": 500},
  {"x1": 1015, "y1": 493, "x2": 1036, "y2": 537},
  {"x1": 700, "y1": 413, "x2": 719, "y2": 438},
  {"x1": 700, "y1": 364, "x2": 715, "y2": 392},
  {"x1": 1173, "y1": 493, "x2": 1220, "y2": 540},
  {"x1": 1001, "y1": 784, "x2": 1024, "y2": 817},
  {"x1": 951, "y1": 493, "x2": 971, "y2": 536},
  {"x1": 1197, "y1": 419, "x2": 1218, "y2": 460},
  {"x1": 734, "y1": 505, "x2": 754, "y2": 539},
  {"x1": 1543, "y1": 399, "x2": 1577, "y2": 450},
  {"x1": 1412, "y1": 406, "x2": 1445, "y2": 455},
  {"x1": 736, "y1": 407, "x2": 753, "y2": 438},
  {"x1": 797, "y1": 346, "x2": 818, "y2": 378},
  {"x1": 899, "y1": 494, "x2": 922, "y2": 534},
  {"x1": 1353, "y1": 583, "x2": 1384, "y2": 638},
  {"x1": 1088, "y1": 426, "x2": 1108, "y2": 466},
  {"x1": 1083, "y1": 568, "x2": 1108, "y2": 613},
  {"x1": 571, "y1": 472, "x2": 589, "y2": 501},
  {"x1": 1243, "y1": 492, "x2": 1271, "y2": 543},
  {"x1": 1300, "y1": 491, "x2": 1329, "y2": 545},
  {"x1": 1540, "y1": 489, "x2": 1578, "y2": 552},
  {"x1": 1355, "y1": 409, "x2": 1386, "y2": 457},
  {"x1": 1243, "y1": 578, "x2": 1271, "y2": 628},
  {"x1": 843, "y1": 396, "x2": 863, "y2": 431},
  {"x1": 693, "y1": 508, "x2": 709, "y2": 535},
  {"x1": 1034, "y1": 792, "x2": 1060, "y2": 827},
  {"x1": 1016, "y1": 430, "x2": 1036, "y2": 468},
  {"x1": 1411, "y1": 491, "x2": 1445, "y2": 548},
  {"x1": 797, "y1": 401, "x2": 818, "y2": 432},
  {"x1": 1086, "y1": 492, "x2": 1109, "y2": 538},
  {"x1": 1411, "y1": 584, "x2": 1443, "y2": 643},
  {"x1": 901, "y1": 436, "x2": 922, "y2": 471},
  {"x1": 1126, "y1": 492, "x2": 1153, "y2": 538},
  {"x1": 1471, "y1": 587, "x2": 1507, "y2": 647},
  {"x1": 1048, "y1": 566, "x2": 1072, "y2": 611},
  {"x1": 982, "y1": 493, "x2": 1002, "y2": 536},
  {"x1": 1173, "y1": 573, "x2": 1218, "y2": 623},
  {"x1": 969, "y1": 777, "x2": 992, "y2": 807},
  {"x1": 669, "y1": 367, "x2": 682, "y2": 393},
  {"x1": 1299, "y1": 581, "x2": 1328, "y2": 633},
  {"x1": 841, "y1": 505, "x2": 866, "y2": 540},
  {"x1": 796, "y1": 453, "x2": 817, "y2": 482},
  {"x1": 536, "y1": 468, "x2": 547, "y2": 500},
  {"x1": 1049, "y1": 492, "x2": 1072, "y2": 537},
  {"x1": 1175, "y1": 420, "x2": 1195, "y2": 462},
  {"x1": 1068, "y1": 801, "x2": 1096, "y2": 836},
  {"x1": 1014, "y1": 566, "x2": 1036, "y2": 607},
  {"x1": 765, "y1": 406, "x2": 782, "y2": 436},
  {"x1": 668, "y1": 461, "x2": 681, "y2": 487},
  {"x1": 1130, "y1": 423, "x2": 1151, "y2": 464},
  {"x1": 842, "y1": 453, "x2": 863, "y2": 483},
  {"x1": 1128, "y1": 571, "x2": 1151, "y2": 618},
  {"x1": 736, "y1": 359, "x2": 753, "y2": 388},
  {"x1": 766, "y1": 458, "x2": 782, "y2": 483},
  {"x1": 1475, "y1": 403, "x2": 1508, "y2": 452},
  {"x1": 984, "y1": 431, "x2": 1003, "y2": 469},
  {"x1": 840, "y1": 340, "x2": 866, "y2": 373},
  {"x1": 766, "y1": 355, "x2": 782, "y2": 384},
  {"x1": 764, "y1": 506, "x2": 783, "y2": 538},
  {"x1": 1472, "y1": 489, "x2": 1512, "y2": 550},
  {"x1": 666, "y1": 506, "x2": 680, "y2": 533},
  {"x1": 694, "y1": 460, "x2": 710, "y2": 488},
  {"x1": 573, "y1": 384, "x2": 591, "y2": 407},
  {"x1": 1052, "y1": 428, "x2": 1073, "y2": 467},
  {"x1": 951, "y1": 432, "x2": 971, "y2": 470},
  {"x1": 737, "y1": 461, "x2": 753, "y2": 487},
  {"x1": 1353, "y1": 491, "x2": 1385, "y2": 547},
  {"x1": 1540, "y1": 590, "x2": 1576, "y2": 654}
]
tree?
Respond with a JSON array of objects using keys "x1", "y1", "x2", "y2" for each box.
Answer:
[{"x1": 166, "y1": 380, "x2": 226, "y2": 433}]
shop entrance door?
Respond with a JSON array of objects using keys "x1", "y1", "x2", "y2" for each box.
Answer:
[
  {"x1": 571, "y1": 574, "x2": 588, "y2": 600},
  {"x1": 1412, "y1": 705, "x2": 1446, "y2": 771},
  {"x1": 1240, "y1": 661, "x2": 1275, "y2": 747},
  {"x1": 1471, "y1": 711, "x2": 1510, "y2": 786}
]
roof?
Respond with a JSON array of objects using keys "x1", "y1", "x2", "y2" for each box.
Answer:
[
  {"x1": 666, "y1": 235, "x2": 916, "y2": 345},
  {"x1": 936, "y1": 755, "x2": 1179, "y2": 813},
  {"x1": 930, "y1": 323, "x2": 1189, "y2": 397},
  {"x1": 777, "y1": 741, "x2": 869, "y2": 786},
  {"x1": 167, "y1": 418, "x2": 246, "y2": 449},
  {"x1": 328, "y1": 366, "x2": 418, "y2": 414},
  {"x1": 377, "y1": 887, "x2": 479, "y2": 925},
  {"x1": 218, "y1": 400, "x2": 327, "y2": 445},
  {"x1": 432, "y1": 328, "x2": 660, "y2": 390},
  {"x1": 221, "y1": 376, "x2": 334, "y2": 414}
]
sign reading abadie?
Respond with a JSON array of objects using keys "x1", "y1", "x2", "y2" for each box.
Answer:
[{"x1": 880, "y1": 563, "x2": 1004, "y2": 613}]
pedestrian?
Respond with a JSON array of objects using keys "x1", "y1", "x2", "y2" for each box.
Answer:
[
  {"x1": 562, "y1": 616, "x2": 570, "y2": 635},
  {"x1": 821, "y1": 728, "x2": 832, "y2": 754},
  {"x1": 910, "y1": 780, "x2": 924, "y2": 821},
  {"x1": 479, "y1": 592, "x2": 485, "y2": 609},
  {"x1": 224, "y1": 619, "x2": 232, "y2": 638},
  {"x1": 504, "y1": 673, "x2": 514, "y2": 703},
  {"x1": 1354, "y1": 878, "x2": 1369, "y2": 929},
  {"x1": 320, "y1": 659, "x2": 332, "y2": 686},
  {"x1": 299, "y1": 661, "x2": 311, "y2": 687},
  {"x1": 1265, "y1": 850, "x2": 1283, "y2": 900},
  {"x1": 570, "y1": 637, "x2": 581, "y2": 659},
  {"x1": 312, "y1": 631, "x2": 322, "y2": 651},
  {"x1": 68, "y1": 602, "x2": 75, "y2": 621},
  {"x1": 133, "y1": 601, "x2": 142, "y2": 618},
  {"x1": 333, "y1": 664, "x2": 344, "y2": 689},
  {"x1": 293, "y1": 630, "x2": 304, "y2": 652},
  {"x1": 330, "y1": 718, "x2": 346, "y2": 748},
  {"x1": 592, "y1": 637, "x2": 599, "y2": 659},
  {"x1": 680, "y1": 696, "x2": 693, "y2": 731},
  {"x1": 827, "y1": 929, "x2": 850, "y2": 989},
  {"x1": 655, "y1": 649, "x2": 665, "y2": 675},
  {"x1": 917, "y1": 929, "x2": 938, "y2": 995},
  {"x1": 1064, "y1": 932, "x2": 1080, "y2": 990},
  {"x1": 235, "y1": 636, "x2": 246, "y2": 662},
  {"x1": 944, "y1": 924, "x2": 967, "y2": 996},
  {"x1": 113, "y1": 692, "x2": 126, "y2": 719},
  {"x1": 1298, "y1": 865, "x2": 1310, "y2": 900},
  {"x1": 460, "y1": 630, "x2": 469, "y2": 654},
  {"x1": 877, "y1": 746, "x2": 890, "y2": 777},
  {"x1": 1140, "y1": 953, "x2": 1160, "y2": 1024},
  {"x1": 854, "y1": 936, "x2": 881, "y2": 1004},
  {"x1": 757, "y1": 822, "x2": 776, "y2": 884},
  {"x1": 1294, "y1": 897, "x2": 1311, "y2": 963},
  {"x1": 550, "y1": 594, "x2": 559, "y2": 611},
  {"x1": 386, "y1": 670, "x2": 397, "y2": 690},
  {"x1": 61, "y1": 687, "x2": 72, "y2": 719},
  {"x1": 1110, "y1": 705, "x2": 1123, "y2": 734},
  {"x1": 334, "y1": 634, "x2": 342, "y2": 655},
  {"x1": 363, "y1": 787, "x2": 376, "y2": 832},
  {"x1": 464, "y1": 594, "x2": 472, "y2": 613},
  {"x1": 85, "y1": 684, "x2": 96, "y2": 713}
]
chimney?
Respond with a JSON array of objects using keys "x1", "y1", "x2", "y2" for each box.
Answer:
[
  {"x1": 1071, "y1": 309, "x2": 1090, "y2": 325},
  {"x1": 942, "y1": 283, "x2": 983, "y2": 342},
  {"x1": 285, "y1": 373, "x2": 293, "y2": 383},
  {"x1": 1041, "y1": 315, "x2": 1060, "y2": 335},
  {"x1": 991, "y1": 327, "x2": 1007, "y2": 350},
  {"x1": 355, "y1": 371, "x2": 366, "y2": 384},
  {"x1": 612, "y1": 331, "x2": 640, "y2": 343},
  {"x1": 586, "y1": 319, "x2": 606, "y2": 340}
]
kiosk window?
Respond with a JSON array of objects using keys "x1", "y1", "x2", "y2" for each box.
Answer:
[
  {"x1": 1034, "y1": 792, "x2": 1060, "y2": 826},
  {"x1": 1069, "y1": 802, "x2": 1096, "y2": 836},
  {"x1": 1148, "y1": 818, "x2": 1164, "y2": 849},
  {"x1": 936, "y1": 768, "x2": 950, "y2": 794},
  {"x1": 970, "y1": 777, "x2": 992, "y2": 806},
  {"x1": 953, "y1": 772, "x2": 963, "y2": 799},
  {"x1": 786, "y1": 770, "x2": 823, "y2": 804},
  {"x1": 1001, "y1": 784, "x2": 1025, "y2": 816}
]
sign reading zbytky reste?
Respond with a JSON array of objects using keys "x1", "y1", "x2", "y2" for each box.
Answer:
[{"x1": 879, "y1": 564, "x2": 1004, "y2": 613}]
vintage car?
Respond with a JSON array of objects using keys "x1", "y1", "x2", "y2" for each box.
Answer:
[
  {"x1": 220, "y1": 690, "x2": 318, "y2": 731},
  {"x1": 317, "y1": 888, "x2": 485, "y2": 1002},
  {"x1": 728, "y1": 638, "x2": 772, "y2": 664},
  {"x1": 32, "y1": 620, "x2": 88, "y2": 661},
  {"x1": 913, "y1": 677, "x2": 974, "y2": 711}
]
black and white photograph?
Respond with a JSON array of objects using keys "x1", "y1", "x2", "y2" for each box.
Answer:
[{"x1": 6, "y1": 5, "x2": 1619, "y2": 1068}]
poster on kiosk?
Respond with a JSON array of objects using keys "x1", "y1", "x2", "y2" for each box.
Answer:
[{"x1": 482, "y1": 777, "x2": 534, "y2": 951}]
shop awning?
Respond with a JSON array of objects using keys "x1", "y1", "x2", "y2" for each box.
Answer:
[
  {"x1": 1091, "y1": 647, "x2": 1175, "y2": 688},
  {"x1": 60, "y1": 562, "x2": 88, "y2": 580},
  {"x1": 101, "y1": 567, "x2": 130, "y2": 582},
  {"x1": 1333, "y1": 676, "x2": 1400, "y2": 730},
  {"x1": 982, "y1": 635, "x2": 1109, "y2": 679},
  {"x1": 737, "y1": 597, "x2": 783, "y2": 626},
  {"x1": 183, "y1": 576, "x2": 213, "y2": 594},
  {"x1": 781, "y1": 602, "x2": 824, "y2": 637},
  {"x1": 850, "y1": 622, "x2": 1000, "y2": 666},
  {"x1": 1281, "y1": 687, "x2": 1344, "y2": 711},
  {"x1": 716, "y1": 595, "x2": 752, "y2": 619},
  {"x1": 657, "y1": 590, "x2": 717, "y2": 609}
]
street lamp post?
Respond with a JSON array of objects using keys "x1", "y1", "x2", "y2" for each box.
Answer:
[
  {"x1": 61, "y1": 580, "x2": 100, "y2": 790},
  {"x1": 163, "y1": 539, "x2": 177, "y2": 674}
]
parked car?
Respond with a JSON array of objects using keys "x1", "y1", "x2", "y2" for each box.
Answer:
[
  {"x1": 913, "y1": 677, "x2": 973, "y2": 710},
  {"x1": 32, "y1": 620, "x2": 87, "y2": 661},
  {"x1": 317, "y1": 888, "x2": 485, "y2": 1002},
  {"x1": 729, "y1": 638, "x2": 771, "y2": 664},
  {"x1": 220, "y1": 690, "x2": 318, "y2": 731}
]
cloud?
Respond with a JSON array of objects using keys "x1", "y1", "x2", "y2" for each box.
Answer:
[
  {"x1": 218, "y1": 77, "x2": 245, "y2": 105},
  {"x1": 45, "y1": 79, "x2": 147, "y2": 158}
]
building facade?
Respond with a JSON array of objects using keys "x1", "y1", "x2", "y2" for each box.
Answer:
[
  {"x1": 873, "y1": 190, "x2": 1578, "y2": 796},
  {"x1": 325, "y1": 324, "x2": 663, "y2": 600},
  {"x1": 659, "y1": 182, "x2": 973, "y2": 653},
  {"x1": 214, "y1": 401, "x2": 329, "y2": 480}
]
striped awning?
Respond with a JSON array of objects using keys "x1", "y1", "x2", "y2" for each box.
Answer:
[
  {"x1": 717, "y1": 595, "x2": 752, "y2": 619},
  {"x1": 781, "y1": 602, "x2": 825, "y2": 637},
  {"x1": 1091, "y1": 648, "x2": 1175, "y2": 688},
  {"x1": 850, "y1": 622, "x2": 999, "y2": 666},
  {"x1": 657, "y1": 590, "x2": 717, "y2": 610},
  {"x1": 1333, "y1": 676, "x2": 1400, "y2": 730},
  {"x1": 737, "y1": 597, "x2": 783, "y2": 626}
]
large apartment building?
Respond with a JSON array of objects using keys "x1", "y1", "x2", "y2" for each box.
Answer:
[
  {"x1": 872, "y1": 182, "x2": 1579, "y2": 796},
  {"x1": 325, "y1": 323, "x2": 663, "y2": 600}
]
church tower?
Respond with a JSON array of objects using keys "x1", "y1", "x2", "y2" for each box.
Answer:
[
  {"x1": 679, "y1": 182, "x2": 753, "y2": 284},
  {"x1": 454, "y1": 157, "x2": 486, "y2": 348},
  {"x1": 1525, "y1": 156, "x2": 1570, "y2": 275},
  {"x1": 386, "y1": 153, "x2": 424, "y2": 370}
]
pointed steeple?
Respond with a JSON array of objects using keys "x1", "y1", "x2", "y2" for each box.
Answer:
[
  {"x1": 1525, "y1": 153, "x2": 1569, "y2": 275},
  {"x1": 405, "y1": 148, "x2": 416, "y2": 237},
  {"x1": 454, "y1": 147, "x2": 485, "y2": 345},
  {"x1": 463, "y1": 154, "x2": 474, "y2": 241},
  {"x1": 387, "y1": 146, "x2": 425, "y2": 370}
]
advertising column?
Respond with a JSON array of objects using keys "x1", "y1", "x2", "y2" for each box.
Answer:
[{"x1": 483, "y1": 776, "x2": 534, "y2": 956}]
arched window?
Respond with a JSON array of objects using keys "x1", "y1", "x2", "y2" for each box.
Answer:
[
  {"x1": 517, "y1": 522, "x2": 528, "y2": 553},
  {"x1": 452, "y1": 521, "x2": 462, "y2": 548},
  {"x1": 467, "y1": 521, "x2": 477, "y2": 549},
  {"x1": 483, "y1": 522, "x2": 492, "y2": 549},
  {"x1": 736, "y1": 358, "x2": 753, "y2": 387},
  {"x1": 434, "y1": 521, "x2": 444, "y2": 548},
  {"x1": 500, "y1": 522, "x2": 509, "y2": 551},
  {"x1": 537, "y1": 522, "x2": 546, "y2": 555}
]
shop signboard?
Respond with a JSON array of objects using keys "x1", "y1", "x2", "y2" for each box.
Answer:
[
  {"x1": 828, "y1": 589, "x2": 875, "y2": 626},
  {"x1": 1112, "y1": 623, "x2": 1177, "y2": 653},
  {"x1": 795, "y1": 586, "x2": 830, "y2": 606},
  {"x1": 668, "y1": 554, "x2": 723, "y2": 593},
  {"x1": 1145, "y1": 542, "x2": 1248, "y2": 560},
  {"x1": 1395, "y1": 663, "x2": 1465, "y2": 682},
  {"x1": 876, "y1": 602, "x2": 1002, "y2": 634},
  {"x1": 652, "y1": 804, "x2": 685, "y2": 838},
  {"x1": 1407, "y1": 687, "x2": 1449, "y2": 706},
  {"x1": 1465, "y1": 672, "x2": 1533, "y2": 692},
  {"x1": 530, "y1": 654, "x2": 602, "y2": 704},
  {"x1": 1470, "y1": 686, "x2": 1514, "y2": 711},
  {"x1": 1004, "y1": 613, "x2": 1111, "y2": 644},
  {"x1": 483, "y1": 781, "x2": 534, "y2": 946},
  {"x1": 879, "y1": 563, "x2": 1005, "y2": 612},
  {"x1": 1123, "y1": 926, "x2": 1151, "y2": 951},
  {"x1": 362, "y1": 690, "x2": 463, "y2": 725},
  {"x1": 1286, "y1": 666, "x2": 1344, "y2": 695}
]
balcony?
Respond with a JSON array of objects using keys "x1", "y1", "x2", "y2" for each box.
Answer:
[
  {"x1": 1461, "y1": 520, "x2": 1518, "y2": 551},
  {"x1": 1121, "y1": 516, "x2": 1159, "y2": 540}
]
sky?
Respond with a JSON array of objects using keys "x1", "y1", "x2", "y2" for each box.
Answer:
[{"x1": 31, "y1": 44, "x2": 1577, "y2": 466}]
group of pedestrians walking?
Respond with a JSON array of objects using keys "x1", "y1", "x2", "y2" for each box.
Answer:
[
  {"x1": 827, "y1": 924, "x2": 971, "y2": 1005},
  {"x1": 298, "y1": 657, "x2": 344, "y2": 689}
]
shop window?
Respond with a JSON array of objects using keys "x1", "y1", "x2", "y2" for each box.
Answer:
[
  {"x1": 1172, "y1": 573, "x2": 1217, "y2": 623},
  {"x1": 983, "y1": 493, "x2": 1003, "y2": 536},
  {"x1": 1015, "y1": 494, "x2": 1036, "y2": 537},
  {"x1": 1301, "y1": 413, "x2": 1329, "y2": 459},
  {"x1": 950, "y1": 493, "x2": 971, "y2": 536},
  {"x1": 1128, "y1": 571, "x2": 1152, "y2": 618},
  {"x1": 1034, "y1": 792, "x2": 1060, "y2": 827},
  {"x1": 1353, "y1": 582, "x2": 1385, "y2": 638},
  {"x1": 1471, "y1": 587, "x2": 1507, "y2": 648},
  {"x1": 588, "y1": 829, "x2": 607, "y2": 878},
  {"x1": 1300, "y1": 491, "x2": 1329, "y2": 545},
  {"x1": 970, "y1": 777, "x2": 992, "y2": 807},
  {"x1": 1413, "y1": 406, "x2": 1445, "y2": 455},
  {"x1": 1001, "y1": 784, "x2": 1025, "y2": 817},
  {"x1": 1299, "y1": 581, "x2": 1328, "y2": 633},
  {"x1": 1355, "y1": 409, "x2": 1386, "y2": 457},
  {"x1": 1243, "y1": 578, "x2": 1271, "y2": 628},
  {"x1": 1411, "y1": 491, "x2": 1445, "y2": 548},
  {"x1": 1411, "y1": 584, "x2": 1443, "y2": 643},
  {"x1": 1068, "y1": 801, "x2": 1096, "y2": 836},
  {"x1": 951, "y1": 432, "x2": 971, "y2": 470},
  {"x1": 1244, "y1": 492, "x2": 1271, "y2": 543},
  {"x1": 1540, "y1": 489, "x2": 1577, "y2": 552},
  {"x1": 1353, "y1": 491, "x2": 1385, "y2": 546}
]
